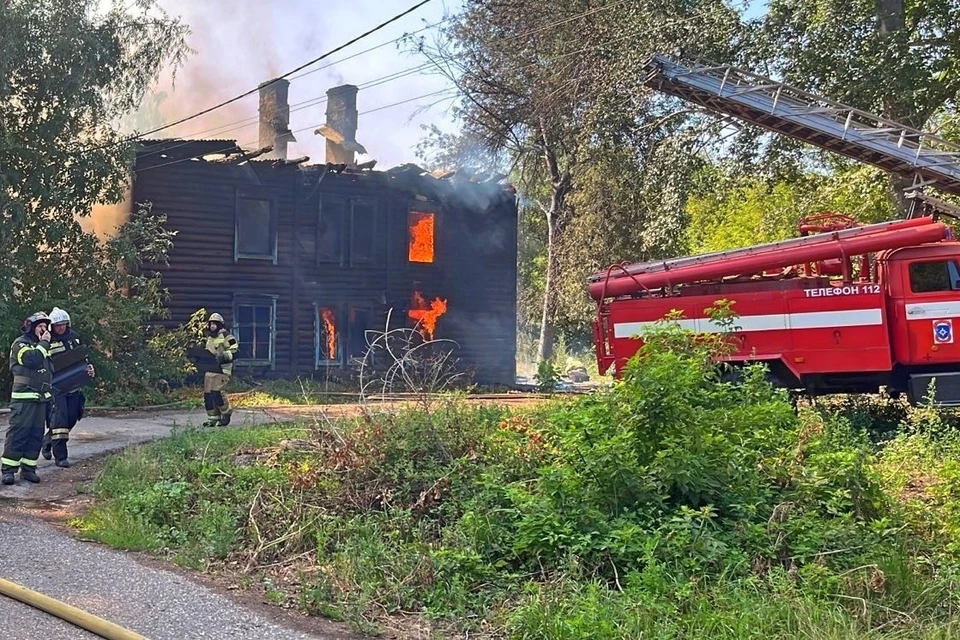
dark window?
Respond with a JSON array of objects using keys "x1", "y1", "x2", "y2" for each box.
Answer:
[
  {"x1": 234, "y1": 297, "x2": 275, "y2": 364},
  {"x1": 235, "y1": 196, "x2": 276, "y2": 260},
  {"x1": 909, "y1": 260, "x2": 960, "y2": 293},
  {"x1": 316, "y1": 306, "x2": 341, "y2": 365},
  {"x1": 350, "y1": 200, "x2": 376, "y2": 264},
  {"x1": 317, "y1": 195, "x2": 345, "y2": 264},
  {"x1": 348, "y1": 307, "x2": 374, "y2": 360},
  {"x1": 314, "y1": 306, "x2": 377, "y2": 367}
]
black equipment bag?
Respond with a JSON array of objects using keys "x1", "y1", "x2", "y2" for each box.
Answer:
[{"x1": 186, "y1": 347, "x2": 224, "y2": 375}]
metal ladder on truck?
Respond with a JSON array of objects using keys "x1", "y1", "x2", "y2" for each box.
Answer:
[{"x1": 644, "y1": 55, "x2": 960, "y2": 216}]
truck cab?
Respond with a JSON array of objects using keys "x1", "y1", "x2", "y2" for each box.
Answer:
[{"x1": 882, "y1": 244, "x2": 960, "y2": 403}]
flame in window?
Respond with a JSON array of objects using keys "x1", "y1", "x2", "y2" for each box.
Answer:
[
  {"x1": 408, "y1": 290, "x2": 447, "y2": 340},
  {"x1": 408, "y1": 211, "x2": 435, "y2": 263},
  {"x1": 320, "y1": 307, "x2": 337, "y2": 360}
]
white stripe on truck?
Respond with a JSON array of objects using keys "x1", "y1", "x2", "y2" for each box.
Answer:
[
  {"x1": 612, "y1": 308, "x2": 883, "y2": 339},
  {"x1": 905, "y1": 301, "x2": 960, "y2": 318}
]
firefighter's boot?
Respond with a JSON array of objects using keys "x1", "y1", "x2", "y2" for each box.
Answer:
[
  {"x1": 1, "y1": 472, "x2": 15, "y2": 486},
  {"x1": 56, "y1": 459, "x2": 70, "y2": 468},
  {"x1": 20, "y1": 467, "x2": 40, "y2": 484},
  {"x1": 41, "y1": 439, "x2": 52, "y2": 461}
]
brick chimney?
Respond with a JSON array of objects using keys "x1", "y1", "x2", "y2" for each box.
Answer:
[
  {"x1": 315, "y1": 84, "x2": 367, "y2": 165},
  {"x1": 258, "y1": 78, "x2": 296, "y2": 160}
]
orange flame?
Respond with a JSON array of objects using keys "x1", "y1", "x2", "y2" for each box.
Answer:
[
  {"x1": 320, "y1": 307, "x2": 337, "y2": 360},
  {"x1": 408, "y1": 290, "x2": 448, "y2": 340},
  {"x1": 408, "y1": 212, "x2": 435, "y2": 263}
]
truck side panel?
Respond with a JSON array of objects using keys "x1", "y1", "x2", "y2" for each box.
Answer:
[{"x1": 607, "y1": 287, "x2": 892, "y2": 377}]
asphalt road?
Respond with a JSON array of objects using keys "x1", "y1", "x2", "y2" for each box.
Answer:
[
  {"x1": 0, "y1": 408, "x2": 362, "y2": 639},
  {"x1": 0, "y1": 408, "x2": 282, "y2": 499},
  {"x1": 0, "y1": 511, "x2": 342, "y2": 639}
]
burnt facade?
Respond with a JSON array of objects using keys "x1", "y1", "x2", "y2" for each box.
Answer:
[{"x1": 132, "y1": 138, "x2": 518, "y2": 385}]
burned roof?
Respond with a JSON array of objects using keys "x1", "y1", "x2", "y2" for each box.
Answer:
[{"x1": 134, "y1": 137, "x2": 517, "y2": 207}]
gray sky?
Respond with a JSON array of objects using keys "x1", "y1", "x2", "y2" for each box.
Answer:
[
  {"x1": 145, "y1": 0, "x2": 462, "y2": 168},
  {"x1": 141, "y1": 1, "x2": 768, "y2": 169}
]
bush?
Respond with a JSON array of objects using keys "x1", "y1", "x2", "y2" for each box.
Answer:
[
  {"x1": 77, "y1": 315, "x2": 960, "y2": 637},
  {"x1": 0, "y1": 204, "x2": 200, "y2": 405}
]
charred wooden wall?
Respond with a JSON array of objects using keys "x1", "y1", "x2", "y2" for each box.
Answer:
[{"x1": 133, "y1": 141, "x2": 518, "y2": 385}]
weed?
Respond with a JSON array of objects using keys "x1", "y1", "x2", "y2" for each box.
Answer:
[{"x1": 77, "y1": 315, "x2": 960, "y2": 637}]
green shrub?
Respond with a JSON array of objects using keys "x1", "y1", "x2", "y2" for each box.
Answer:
[{"x1": 77, "y1": 315, "x2": 960, "y2": 637}]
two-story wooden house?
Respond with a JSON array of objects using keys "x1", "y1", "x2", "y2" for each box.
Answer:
[{"x1": 99, "y1": 81, "x2": 518, "y2": 385}]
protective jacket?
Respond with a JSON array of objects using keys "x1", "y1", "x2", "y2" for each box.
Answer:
[
  {"x1": 9, "y1": 335, "x2": 53, "y2": 402},
  {"x1": 49, "y1": 330, "x2": 83, "y2": 395},
  {"x1": 49, "y1": 330, "x2": 80, "y2": 357},
  {"x1": 206, "y1": 329, "x2": 238, "y2": 376}
]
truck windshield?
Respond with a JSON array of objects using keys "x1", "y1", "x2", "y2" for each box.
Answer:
[{"x1": 909, "y1": 260, "x2": 960, "y2": 293}]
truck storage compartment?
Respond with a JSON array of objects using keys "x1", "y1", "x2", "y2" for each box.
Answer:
[{"x1": 908, "y1": 372, "x2": 960, "y2": 406}]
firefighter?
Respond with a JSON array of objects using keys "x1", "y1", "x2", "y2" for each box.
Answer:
[
  {"x1": 41, "y1": 307, "x2": 95, "y2": 467},
  {"x1": 3, "y1": 312, "x2": 54, "y2": 485},
  {"x1": 203, "y1": 312, "x2": 238, "y2": 427}
]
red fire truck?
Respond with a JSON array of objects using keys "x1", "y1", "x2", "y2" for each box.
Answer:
[{"x1": 590, "y1": 56, "x2": 960, "y2": 405}]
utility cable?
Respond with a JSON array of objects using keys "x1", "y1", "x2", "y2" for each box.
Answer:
[
  {"x1": 136, "y1": 88, "x2": 459, "y2": 173},
  {"x1": 81, "y1": 0, "x2": 436, "y2": 153},
  {"x1": 133, "y1": 1, "x2": 750, "y2": 169},
  {"x1": 136, "y1": 62, "x2": 437, "y2": 162}
]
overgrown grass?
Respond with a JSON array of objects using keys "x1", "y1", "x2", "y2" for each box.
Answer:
[{"x1": 76, "y1": 320, "x2": 960, "y2": 638}]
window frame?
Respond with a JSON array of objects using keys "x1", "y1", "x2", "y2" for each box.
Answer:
[
  {"x1": 348, "y1": 197, "x2": 378, "y2": 266},
  {"x1": 316, "y1": 195, "x2": 379, "y2": 266},
  {"x1": 313, "y1": 304, "x2": 378, "y2": 369},
  {"x1": 908, "y1": 259, "x2": 960, "y2": 294},
  {"x1": 316, "y1": 193, "x2": 346, "y2": 266},
  {"x1": 346, "y1": 305, "x2": 376, "y2": 365},
  {"x1": 407, "y1": 207, "x2": 439, "y2": 265},
  {"x1": 314, "y1": 303, "x2": 343, "y2": 368},
  {"x1": 232, "y1": 294, "x2": 278, "y2": 368},
  {"x1": 234, "y1": 190, "x2": 278, "y2": 263}
]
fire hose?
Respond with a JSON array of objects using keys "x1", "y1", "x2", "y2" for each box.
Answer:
[{"x1": 0, "y1": 577, "x2": 148, "y2": 639}]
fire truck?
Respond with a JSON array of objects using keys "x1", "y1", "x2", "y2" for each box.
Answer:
[{"x1": 590, "y1": 55, "x2": 960, "y2": 405}]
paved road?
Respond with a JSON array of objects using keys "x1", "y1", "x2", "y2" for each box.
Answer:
[
  {"x1": 0, "y1": 408, "x2": 364, "y2": 639},
  {"x1": 0, "y1": 511, "x2": 352, "y2": 639}
]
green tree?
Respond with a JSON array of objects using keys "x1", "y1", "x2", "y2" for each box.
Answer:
[
  {"x1": 686, "y1": 160, "x2": 896, "y2": 254},
  {"x1": 0, "y1": 0, "x2": 191, "y2": 397},
  {"x1": 418, "y1": 0, "x2": 744, "y2": 359},
  {"x1": 749, "y1": 0, "x2": 960, "y2": 209}
]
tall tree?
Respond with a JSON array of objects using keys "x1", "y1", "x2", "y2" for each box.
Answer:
[
  {"x1": 420, "y1": 0, "x2": 744, "y2": 361},
  {"x1": 751, "y1": 0, "x2": 960, "y2": 209},
  {"x1": 0, "y1": 0, "x2": 190, "y2": 394}
]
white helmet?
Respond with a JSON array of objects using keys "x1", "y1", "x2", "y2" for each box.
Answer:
[{"x1": 50, "y1": 307, "x2": 71, "y2": 326}]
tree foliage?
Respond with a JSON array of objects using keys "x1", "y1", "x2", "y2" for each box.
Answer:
[
  {"x1": 686, "y1": 162, "x2": 896, "y2": 253},
  {"x1": 420, "y1": 0, "x2": 744, "y2": 354},
  {"x1": 0, "y1": 0, "x2": 191, "y2": 399}
]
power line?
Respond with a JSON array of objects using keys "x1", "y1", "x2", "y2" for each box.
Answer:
[
  {"x1": 122, "y1": 1, "x2": 662, "y2": 157},
  {"x1": 136, "y1": 88, "x2": 460, "y2": 174},
  {"x1": 83, "y1": 0, "x2": 436, "y2": 153},
  {"x1": 136, "y1": 63, "x2": 438, "y2": 162},
  {"x1": 132, "y1": 1, "x2": 749, "y2": 170},
  {"x1": 359, "y1": 88, "x2": 456, "y2": 116},
  {"x1": 288, "y1": 19, "x2": 447, "y2": 82}
]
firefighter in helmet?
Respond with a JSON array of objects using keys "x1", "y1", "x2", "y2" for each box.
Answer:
[
  {"x1": 203, "y1": 312, "x2": 238, "y2": 427},
  {"x1": 41, "y1": 307, "x2": 95, "y2": 467},
  {"x1": 3, "y1": 312, "x2": 54, "y2": 485}
]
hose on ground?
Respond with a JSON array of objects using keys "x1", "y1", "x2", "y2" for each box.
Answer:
[{"x1": 0, "y1": 577, "x2": 148, "y2": 639}]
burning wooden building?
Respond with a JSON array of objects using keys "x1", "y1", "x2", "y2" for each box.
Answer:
[{"x1": 106, "y1": 80, "x2": 518, "y2": 385}]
